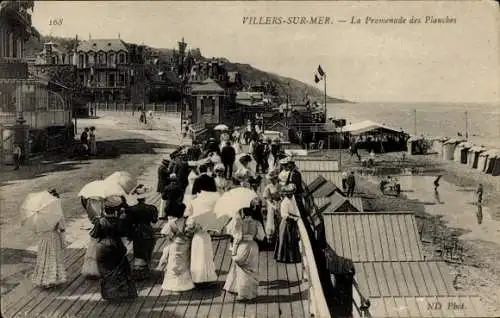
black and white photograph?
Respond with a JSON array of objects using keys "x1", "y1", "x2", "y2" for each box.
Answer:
[{"x1": 0, "y1": 1, "x2": 499, "y2": 317}]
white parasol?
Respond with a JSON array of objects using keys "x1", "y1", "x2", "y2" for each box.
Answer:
[
  {"x1": 104, "y1": 171, "x2": 137, "y2": 194},
  {"x1": 213, "y1": 187, "x2": 258, "y2": 219},
  {"x1": 235, "y1": 153, "x2": 257, "y2": 175},
  {"x1": 78, "y1": 180, "x2": 127, "y2": 199},
  {"x1": 20, "y1": 191, "x2": 64, "y2": 232},
  {"x1": 214, "y1": 124, "x2": 229, "y2": 131}
]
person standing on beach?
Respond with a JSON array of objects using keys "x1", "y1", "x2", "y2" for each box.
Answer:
[
  {"x1": 433, "y1": 175, "x2": 442, "y2": 204},
  {"x1": 476, "y1": 184, "x2": 483, "y2": 205},
  {"x1": 13, "y1": 143, "x2": 22, "y2": 170}
]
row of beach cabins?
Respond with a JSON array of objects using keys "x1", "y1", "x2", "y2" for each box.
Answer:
[{"x1": 432, "y1": 138, "x2": 500, "y2": 176}]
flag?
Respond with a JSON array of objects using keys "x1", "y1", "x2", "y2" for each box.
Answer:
[
  {"x1": 314, "y1": 74, "x2": 320, "y2": 83},
  {"x1": 317, "y1": 65, "x2": 325, "y2": 77}
]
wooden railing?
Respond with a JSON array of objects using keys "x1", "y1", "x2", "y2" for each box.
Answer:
[
  {"x1": 297, "y1": 219, "x2": 331, "y2": 317},
  {"x1": 352, "y1": 279, "x2": 371, "y2": 317}
]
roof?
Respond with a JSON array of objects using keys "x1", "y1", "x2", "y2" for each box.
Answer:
[
  {"x1": 302, "y1": 171, "x2": 342, "y2": 186},
  {"x1": 315, "y1": 193, "x2": 364, "y2": 213},
  {"x1": 323, "y1": 212, "x2": 424, "y2": 262},
  {"x1": 191, "y1": 78, "x2": 224, "y2": 93},
  {"x1": 352, "y1": 261, "x2": 487, "y2": 317},
  {"x1": 76, "y1": 39, "x2": 128, "y2": 53},
  {"x1": 342, "y1": 120, "x2": 402, "y2": 135},
  {"x1": 295, "y1": 159, "x2": 340, "y2": 172},
  {"x1": 312, "y1": 182, "x2": 344, "y2": 198}
]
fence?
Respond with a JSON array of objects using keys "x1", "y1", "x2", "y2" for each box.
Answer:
[{"x1": 89, "y1": 102, "x2": 180, "y2": 114}]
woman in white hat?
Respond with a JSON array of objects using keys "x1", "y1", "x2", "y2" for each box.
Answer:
[
  {"x1": 274, "y1": 184, "x2": 302, "y2": 264},
  {"x1": 214, "y1": 163, "x2": 229, "y2": 194},
  {"x1": 159, "y1": 203, "x2": 196, "y2": 292},
  {"x1": 262, "y1": 170, "x2": 282, "y2": 243}
]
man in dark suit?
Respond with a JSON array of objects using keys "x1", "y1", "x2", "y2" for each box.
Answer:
[
  {"x1": 157, "y1": 158, "x2": 171, "y2": 215},
  {"x1": 160, "y1": 174, "x2": 184, "y2": 220},
  {"x1": 221, "y1": 141, "x2": 236, "y2": 179},
  {"x1": 192, "y1": 164, "x2": 217, "y2": 195},
  {"x1": 173, "y1": 153, "x2": 190, "y2": 192}
]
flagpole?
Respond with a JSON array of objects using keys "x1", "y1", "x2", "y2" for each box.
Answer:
[{"x1": 323, "y1": 72, "x2": 327, "y2": 120}]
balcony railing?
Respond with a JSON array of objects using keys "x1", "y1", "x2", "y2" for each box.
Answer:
[
  {"x1": 297, "y1": 219, "x2": 331, "y2": 317},
  {"x1": 0, "y1": 58, "x2": 28, "y2": 79}
]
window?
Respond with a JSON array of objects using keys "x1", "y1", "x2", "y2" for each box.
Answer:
[
  {"x1": 108, "y1": 53, "x2": 115, "y2": 66},
  {"x1": 108, "y1": 74, "x2": 115, "y2": 87},
  {"x1": 51, "y1": 56, "x2": 56, "y2": 64},
  {"x1": 98, "y1": 52, "x2": 106, "y2": 65},
  {"x1": 118, "y1": 52, "x2": 126, "y2": 64},
  {"x1": 201, "y1": 96, "x2": 216, "y2": 115},
  {"x1": 119, "y1": 73, "x2": 125, "y2": 86},
  {"x1": 88, "y1": 52, "x2": 95, "y2": 65},
  {"x1": 79, "y1": 54, "x2": 84, "y2": 68}
]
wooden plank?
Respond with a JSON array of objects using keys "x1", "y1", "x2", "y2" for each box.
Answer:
[
  {"x1": 409, "y1": 262, "x2": 429, "y2": 296},
  {"x1": 418, "y1": 262, "x2": 438, "y2": 296},
  {"x1": 275, "y1": 261, "x2": 293, "y2": 317},
  {"x1": 295, "y1": 262, "x2": 308, "y2": 317},
  {"x1": 207, "y1": 238, "x2": 233, "y2": 317},
  {"x1": 16, "y1": 248, "x2": 87, "y2": 318},
  {"x1": 4, "y1": 247, "x2": 85, "y2": 318},
  {"x1": 339, "y1": 214, "x2": 352, "y2": 260},
  {"x1": 363, "y1": 262, "x2": 380, "y2": 297},
  {"x1": 368, "y1": 214, "x2": 383, "y2": 262},
  {"x1": 330, "y1": 216, "x2": 342, "y2": 256},
  {"x1": 426, "y1": 262, "x2": 448, "y2": 297},
  {"x1": 353, "y1": 215, "x2": 367, "y2": 262},
  {"x1": 390, "y1": 216, "x2": 406, "y2": 261},
  {"x1": 383, "y1": 215, "x2": 398, "y2": 261},
  {"x1": 415, "y1": 296, "x2": 432, "y2": 317},
  {"x1": 392, "y1": 262, "x2": 410, "y2": 297},
  {"x1": 265, "y1": 251, "x2": 280, "y2": 318},
  {"x1": 384, "y1": 262, "x2": 400, "y2": 297},
  {"x1": 116, "y1": 237, "x2": 169, "y2": 317},
  {"x1": 346, "y1": 213, "x2": 360, "y2": 263},
  {"x1": 397, "y1": 215, "x2": 412, "y2": 260},
  {"x1": 403, "y1": 296, "x2": 422, "y2": 317},
  {"x1": 373, "y1": 262, "x2": 390, "y2": 297},
  {"x1": 405, "y1": 215, "x2": 423, "y2": 261},
  {"x1": 195, "y1": 239, "x2": 227, "y2": 317},
  {"x1": 436, "y1": 262, "x2": 458, "y2": 295},
  {"x1": 394, "y1": 297, "x2": 410, "y2": 317},
  {"x1": 400, "y1": 262, "x2": 419, "y2": 297},
  {"x1": 256, "y1": 246, "x2": 269, "y2": 318},
  {"x1": 383, "y1": 297, "x2": 399, "y2": 317},
  {"x1": 361, "y1": 215, "x2": 375, "y2": 262}
]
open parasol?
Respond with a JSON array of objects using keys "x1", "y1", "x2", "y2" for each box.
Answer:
[
  {"x1": 78, "y1": 180, "x2": 127, "y2": 199},
  {"x1": 213, "y1": 187, "x2": 258, "y2": 219},
  {"x1": 104, "y1": 171, "x2": 137, "y2": 194},
  {"x1": 214, "y1": 124, "x2": 229, "y2": 131},
  {"x1": 20, "y1": 191, "x2": 64, "y2": 232}
]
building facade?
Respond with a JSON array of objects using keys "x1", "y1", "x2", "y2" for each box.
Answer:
[{"x1": 1, "y1": 1, "x2": 72, "y2": 165}]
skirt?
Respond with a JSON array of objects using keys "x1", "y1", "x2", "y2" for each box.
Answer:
[
  {"x1": 32, "y1": 231, "x2": 67, "y2": 288},
  {"x1": 162, "y1": 239, "x2": 194, "y2": 292},
  {"x1": 81, "y1": 237, "x2": 100, "y2": 278},
  {"x1": 190, "y1": 231, "x2": 217, "y2": 283},
  {"x1": 223, "y1": 240, "x2": 260, "y2": 300},
  {"x1": 96, "y1": 238, "x2": 137, "y2": 301},
  {"x1": 274, "y1": 218, "x2": 302, "y2": 264}
]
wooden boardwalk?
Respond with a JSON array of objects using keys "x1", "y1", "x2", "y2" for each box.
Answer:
[{"x1": 1, "y1": 234, "x2": 310, "y2": 318}]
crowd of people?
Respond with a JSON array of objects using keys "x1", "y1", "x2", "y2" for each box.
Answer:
[
  {"x1": 29, "y1": 125, "x2": 313, "y2": 304},
  {"x1": 79, "y1": 126, "x2": 98, "y2": 157}
]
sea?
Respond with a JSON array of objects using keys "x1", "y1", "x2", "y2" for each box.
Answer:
[{"x1": 327, "y1": 102, "x2": 500, "y2": 148}]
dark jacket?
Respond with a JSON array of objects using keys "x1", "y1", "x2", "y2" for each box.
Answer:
[
  {"x1": 173, "y1": 159, "x2": 190, "y2": 188},
  {"x1": 157, "y1": 165, "x2": 170, "y2": 193},
  {"x1": 204, "y1": 142, "x2": 220, "y2": 155},
  {"x1": 124, "y1": 202, "x2": 158, "y2": 239},
  {"x1": 221, "y1": 145, "x2": 236, "y2": 164},
  {"x1": 192, "y1": 173, "x2": 217, "y2": 195},
  {"x1": 346, "y1": 174, "x2": 356, "y2": 188},
  {"x1": 286, "y1": 168, "x2": 304, "y2": 195},
  {"x1": 162, "y1": 181, "x2": 185, "y2": 217}
]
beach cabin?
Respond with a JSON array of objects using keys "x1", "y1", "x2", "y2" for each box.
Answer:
[
  {"x1": 468, "y1": 146, "x2": 486, "y2": 169},
  {"x1": 492, "y1": 154, "x2": 500, "y2": 176},
  {"x1": 430, "y1": 137, "x2": 447, "y2": 156},
  {"x1": 485, "y1": 151, "x2": 500, "y2": 174},
  {"x1": 316, "y1": 192, "x2": 363, "y2": 213},
  {"x1": 453, "y1": 141, "x2": 472, "y2": 164},
  {"x1": 406, "y1": 137, "x2": 426, "y2": 155},
  {"x1": 478, "y1": 149, "x2": 498, "y2": 172},
  {"x1": 442, "y1": 139, "x2": 459, "y2": 161}
]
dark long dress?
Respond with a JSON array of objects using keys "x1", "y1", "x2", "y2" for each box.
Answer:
[
  {"x1": 274, "y1": 197, "x2": 302, "y2": 263},
  {"x1": 90, "y1": 216, "x2": 137, "y2": 301},
  {"x1": 124, "y1": 202, "x2": 159, "y2": 279}
]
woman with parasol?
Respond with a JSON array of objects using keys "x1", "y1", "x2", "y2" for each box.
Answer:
[
  {"x1": 223, "y1": 205, "x2": 266, "y2": 301},
  {"x1": 274, "y1": 184, "x2": 302, "y2": 264},
  {"x1": 23, "y1": 189, "x2": 68, "y2": 288},
  {"x1": 91, "y1": 196, "x2": 137, "y2": 301}
]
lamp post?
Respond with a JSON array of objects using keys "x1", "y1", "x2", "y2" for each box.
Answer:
[{"x1": 177, "y1": 38, "x2": 187, "y2": 131}]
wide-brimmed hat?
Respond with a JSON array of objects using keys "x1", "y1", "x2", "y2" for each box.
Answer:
[
  {"x1": 131, "y1": 184, "x2": 151, "y2": 199},
  {"x1": 279, "y1": 156, "x2": 291, "y2": 165},
  {"x1": 214, "y1": 163, "x2": 225, "y2": 172},
  {"x1": 104, "y1": 195, "x2": 123, "y2": 208},
  {"x1": 280, "y1": 184, "x2": 296, "y2": 194},
  {"x1": 239, "y1": 154, "x2": 252, "y2": 164}
]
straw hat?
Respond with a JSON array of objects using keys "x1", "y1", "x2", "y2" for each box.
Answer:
[
  {"x1": 130, "y1": 184, "x2": 151, "y2": 200},
  {"x1": 104, "y1": 195, "x2": 122, "y2": 208}
]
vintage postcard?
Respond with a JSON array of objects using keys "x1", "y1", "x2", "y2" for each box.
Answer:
[{"x1": 0, "y1": 1, "x2": 499, "y2": 317}]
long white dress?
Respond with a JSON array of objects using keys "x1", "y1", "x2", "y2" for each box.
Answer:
[
  {"x1": 262, "y1": 183, "x2": 280, "y2": 238},
  {"x1": 185, "y1": 191, "x2": 220, "y2": 283},
  {"x1": 81, "y1": 198, "x2": 102, "y2": 278},
  {"x1": 183, "y1": 170, "x2": 199, "y2": 205}
]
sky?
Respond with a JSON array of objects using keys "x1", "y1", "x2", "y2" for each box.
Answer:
[{"x1": 31, "y1": 1, "x2": 499, "y2": 103}]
